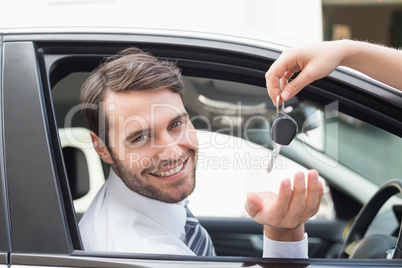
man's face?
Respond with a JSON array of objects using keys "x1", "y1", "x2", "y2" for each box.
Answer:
[{"x1": 97, "y1": 89, "x2": 198, "y2": 203}]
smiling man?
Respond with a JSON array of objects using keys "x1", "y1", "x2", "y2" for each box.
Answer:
[
  {"x1": 78, "y1": 47, "x2": 323, "y2": 257},
  {"x1": 97, "y1": 89, "x2": 197, "y2": 204}
]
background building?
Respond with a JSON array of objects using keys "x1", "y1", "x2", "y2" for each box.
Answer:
[{"x1": 323, "y1": 0, "x2": 402, "y2": 47}]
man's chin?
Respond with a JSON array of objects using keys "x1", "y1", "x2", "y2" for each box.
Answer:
[
  {"x1": 152, "y1": 178, "x2": 195, "y2": 203},
  {"x1": 143, "y1": 188, "x2": 193, "y2": 204}
]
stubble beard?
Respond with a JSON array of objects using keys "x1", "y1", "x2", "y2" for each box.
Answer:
[{"x1": 109, "y1": 150, "x2": 197, "y2": 204}]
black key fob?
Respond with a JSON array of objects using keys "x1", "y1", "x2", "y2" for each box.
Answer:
[{"x1": 271, "y1": 113, "x2": 298, "y2": 145}]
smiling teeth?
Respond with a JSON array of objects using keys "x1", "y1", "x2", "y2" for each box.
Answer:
[{"x1": 152, "y1": 163, "x2": 184, "y2": 177}]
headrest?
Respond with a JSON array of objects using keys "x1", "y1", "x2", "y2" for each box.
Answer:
[{"x1": 62, "y1": 146, "x2": 90, "y2": 200}]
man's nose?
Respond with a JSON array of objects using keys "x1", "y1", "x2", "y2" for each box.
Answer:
[{"x1": 154, "y1": 133, "x2": 183, "y2": 159}]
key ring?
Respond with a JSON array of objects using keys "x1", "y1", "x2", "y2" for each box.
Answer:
[{"x1": 276, "y1": 95, "x2": 285, "y2": 114}]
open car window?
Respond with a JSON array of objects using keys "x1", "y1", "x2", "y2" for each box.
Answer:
[
  {"x1": 53, "y1": 70, "x2": 401, "y2": 221},
  {"x1": 52, "y1": 72, "x2": 335, "y2": 220}
]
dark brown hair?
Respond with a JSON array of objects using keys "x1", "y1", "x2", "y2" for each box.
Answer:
[{"x1": 80, "y1": 47, "x2": 184, "y2": 145}]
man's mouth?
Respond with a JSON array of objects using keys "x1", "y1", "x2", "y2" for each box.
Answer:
[{"x1": 149, "y1": 159, "x2": 187, "y2": 178}]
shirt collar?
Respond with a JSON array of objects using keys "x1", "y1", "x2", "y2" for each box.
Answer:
[{"x1": 106, "y1": 169, "x2": 187, "y2": 238}]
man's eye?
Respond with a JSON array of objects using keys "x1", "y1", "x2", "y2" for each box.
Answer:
[
  {"x1": 133, "y1": 134, "x2": 149, "y2": 143},
  {"x1": 170, "y1": 121, "x2": 183, "y2": 129}
]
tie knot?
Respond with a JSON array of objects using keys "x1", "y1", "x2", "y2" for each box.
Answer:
[
  {"x1": 185, "y1": 206, "x2": 199, "y2": 227},
  {"x1": 185, "y1": 206, "x2": 194, "y2": 218}
]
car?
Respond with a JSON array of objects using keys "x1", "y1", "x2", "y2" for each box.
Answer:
[{"x1": 0, "y1": 27, "x2": 402, "y2": 267}]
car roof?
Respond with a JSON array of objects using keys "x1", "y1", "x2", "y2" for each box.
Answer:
[{"x1": 0, "y1": 26, "x2": 303, "y2": 50}]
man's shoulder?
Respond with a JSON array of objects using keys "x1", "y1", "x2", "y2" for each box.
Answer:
[
  {"x1": 79, "y1": 179, "x2": 141, "y2": 229},
  {"x1": 78, "y1": 183, "x2": 107, "y2": 230}
]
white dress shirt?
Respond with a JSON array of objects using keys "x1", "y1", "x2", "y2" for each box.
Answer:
[{"x1": 79, "y1": 170, "x2": 308, "y2": 257}]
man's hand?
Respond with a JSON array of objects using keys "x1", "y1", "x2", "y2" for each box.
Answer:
[{"x1": 245, "y1": 170, "x2": 324, "y2": 241}]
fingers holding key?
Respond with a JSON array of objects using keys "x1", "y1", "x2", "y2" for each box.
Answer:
[
  {"x1": 265, "y1": 48, "x2": 304, "y2": 105},
  {"x1": 266, "y1": 42, "x2": 345, "y2": 104}
]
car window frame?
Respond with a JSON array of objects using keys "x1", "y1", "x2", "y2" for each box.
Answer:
[
  {"x1": 2, "y1": 40, "x2": 80, "y2": 254},
  {"x1": 0, "y1": 33, "x2": 11, "y2": 266}
]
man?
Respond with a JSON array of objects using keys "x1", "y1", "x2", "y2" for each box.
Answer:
[{"x1": 79, "y1": 47, "x2": 323, "y2": 257}]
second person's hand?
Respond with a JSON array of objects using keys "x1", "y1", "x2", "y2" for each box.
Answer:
[{"x1": 265, "y1": 40, "x2": 349, "y2": 105}]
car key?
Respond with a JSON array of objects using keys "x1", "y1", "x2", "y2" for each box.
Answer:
[{"x1": 267, "y1": 96, "x2": 298, "y2": 173}]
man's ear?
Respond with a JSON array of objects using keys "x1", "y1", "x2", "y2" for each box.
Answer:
[{"x1": 90, "y1": 131, "x2": 113, "y2": 164}]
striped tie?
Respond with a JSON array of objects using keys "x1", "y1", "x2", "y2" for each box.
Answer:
[{"x1": 184, "y1": 206, "x2": 216, "y2": 256}]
